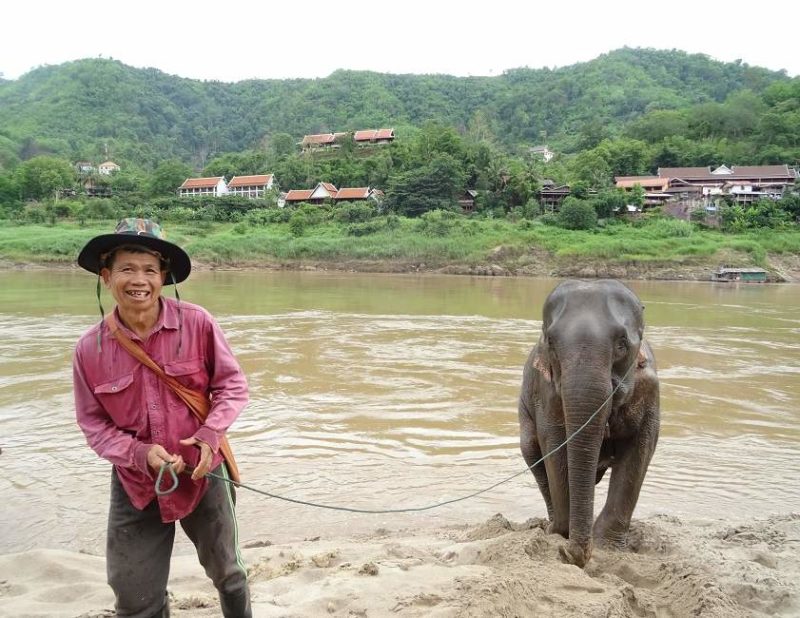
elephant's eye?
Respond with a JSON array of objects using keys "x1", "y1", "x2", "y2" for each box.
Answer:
[{"x1": 615, "y1": 337, "x2": 629, "y2": 354}]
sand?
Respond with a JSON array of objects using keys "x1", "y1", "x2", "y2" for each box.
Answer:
[{"x1": 0, "y1": 512, "x2": 797, "y2": 617}]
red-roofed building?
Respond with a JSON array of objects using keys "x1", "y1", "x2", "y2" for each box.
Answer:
[
  {"x1": 655, "y1": 165, "x2": 797, "y2": 205},
  {"x1": 283, "y1": 189, "x2": 314, "y2": 204},
  {"x1": 301, "y1": 132, "x2": 349, "y2": 151},
  {"x1": 227, "y1": 174, "x2": 275, "y2": 199},
  {"x1": 354, "y1": 128, "x2": 395, "y2": 145},
  {"x1": 178, "y1": 177, "x2": 229, "y2": 197}
]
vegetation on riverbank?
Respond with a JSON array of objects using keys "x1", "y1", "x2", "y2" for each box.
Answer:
[{"x1": 3, "y1": 215, "x2": 799, "y2": 280}]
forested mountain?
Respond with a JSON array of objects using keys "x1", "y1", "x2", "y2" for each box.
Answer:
[{"x1": 0, "y1": 48, "x2": 792, "y2": 171}]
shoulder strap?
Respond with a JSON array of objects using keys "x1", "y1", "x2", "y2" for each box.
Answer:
[{"x1": 104, "y1": 313, "x2": 241, "y2": 484}]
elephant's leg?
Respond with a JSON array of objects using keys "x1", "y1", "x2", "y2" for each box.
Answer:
[
  {"x1": 594, "y1": 425, "x2": 658, "y2": 548},
  {"x1": 540, "y1": 429, "x2": 570, "y2": 538},
  {"x1": 521, "y1": 432, "x2": 553, "y2": 520}
]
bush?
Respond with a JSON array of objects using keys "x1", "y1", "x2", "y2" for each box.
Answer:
[
  {"x1": 416, "y1": 209, "x2": 460, "y2": 237},
  {"x1": 245, "y1": 208, "x2": 291, "y2": 225},
  {"x1": 645, "y1": 218, "x2": 694, "y2": 238},
  {"x1": 334, "y1": 202, "x2": 378, "y2": 223},
  {"x1": 288, "y1": 211, "x2": 309, "y2": 237},
  {"x1": 557, "y1": 198, "x2": 597, "y2": 230},
  {"x1": 346, "y1": 220, "x2": 384, "y2": 236}
]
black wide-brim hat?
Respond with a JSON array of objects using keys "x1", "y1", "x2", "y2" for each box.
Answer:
[{"x1": 78, "y1": 217, "x2": 191, "y2": 283}]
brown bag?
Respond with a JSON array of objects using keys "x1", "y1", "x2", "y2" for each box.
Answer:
[{"x1": 104, "y1": 313, "x2": 241, "y2": 484}]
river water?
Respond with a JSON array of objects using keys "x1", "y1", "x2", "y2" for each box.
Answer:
[{"x1": 1, "y1": 271, "x2": 798, "y2": 555}]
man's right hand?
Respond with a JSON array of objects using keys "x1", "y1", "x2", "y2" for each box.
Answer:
[{"x1": 146, "y1": 444, "x2": 186, "y2": 475}]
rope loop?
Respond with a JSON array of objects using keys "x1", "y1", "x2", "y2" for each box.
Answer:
[{"x1": 155, "y1": 462, "x2": 179, "y2": 496}]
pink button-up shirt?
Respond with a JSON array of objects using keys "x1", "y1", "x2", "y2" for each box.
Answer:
[{"x1": 73, "y1": 297, "x2": 248, "y2": 522}]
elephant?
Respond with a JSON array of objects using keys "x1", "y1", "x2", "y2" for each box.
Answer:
[{"x1": 518, "y1": 279, "x2": 660, "y2": 568}]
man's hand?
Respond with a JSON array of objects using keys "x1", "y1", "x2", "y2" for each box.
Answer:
[
  {"x1": 179, "y1": 437, "x2": 213, "y2": 481},
  {"x1": 146, "y1": 444, "x2": 185, "y2": 475}
]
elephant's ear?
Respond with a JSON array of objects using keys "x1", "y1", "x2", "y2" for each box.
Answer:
[{"x1": 532, "y1": 347, "x2": 552, "y2": 382}]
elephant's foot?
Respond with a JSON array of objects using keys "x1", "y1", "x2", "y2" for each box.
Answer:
[
  {"x1": 546, "y1": 520, "x2": 569, "y2": 538},
  {"x1": 593, "y1": 517, "x2": 629, "y2": 550},
  {"x1": 558, "y1": 539, "x2": 592, "y2": 568}
]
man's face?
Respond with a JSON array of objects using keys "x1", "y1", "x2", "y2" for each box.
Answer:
[{"x1": 101, "y1": 249, "x2": 165, "y2": 314}]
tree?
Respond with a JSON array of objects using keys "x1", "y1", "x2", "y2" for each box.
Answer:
[
  {"x1": 557, "y1": 197, "x2": 597, "y2": 230},
  {"x1": 386, "y1": 153, "x2": 466, "y2": 217},
  {"x1": 15, "y1": 156, "x2": 74, "y2": 200},
  {"x1": 148, "y1": 159, "x2": 193, "y2": 197}
]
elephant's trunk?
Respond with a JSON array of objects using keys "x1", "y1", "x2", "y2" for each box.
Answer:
[{"x1": 560, "y1": 363, "x2": 612, "y2": 567}]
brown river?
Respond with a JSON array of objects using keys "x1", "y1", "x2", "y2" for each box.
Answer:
[{"x1": 1, "y1": 271, "x2": 798, "y2": 556}]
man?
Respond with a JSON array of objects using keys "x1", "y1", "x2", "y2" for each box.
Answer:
[{"x1": 73, "y1": 218, "x2": 251, "y2": 617}]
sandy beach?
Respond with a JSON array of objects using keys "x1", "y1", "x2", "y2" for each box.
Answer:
[{"x1": 1, "y1": 511, "x2": 797, "y2": 617}]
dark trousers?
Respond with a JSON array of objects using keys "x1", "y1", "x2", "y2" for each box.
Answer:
[{"x1": 106, "y1": 465, "x2": 251, "y2": 618}]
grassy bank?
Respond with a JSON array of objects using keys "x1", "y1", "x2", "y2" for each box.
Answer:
[{"x1": 1, "y1": 217, "x2": 799, "y2": 279}]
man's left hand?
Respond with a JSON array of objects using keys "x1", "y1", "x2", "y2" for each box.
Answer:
[{"x1": 179, "y1": 437, "x2": 213, "y2": 480}]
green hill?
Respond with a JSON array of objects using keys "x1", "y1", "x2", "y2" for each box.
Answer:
[{"x1": 0, "y1": 48, "x2": 790, "y2": 170}]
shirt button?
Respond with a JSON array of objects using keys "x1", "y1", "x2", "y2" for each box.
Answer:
[
  {"x1": 111, "y1": 386, "x2": 117, "y2": 391},
  {"x1": 151, "y1": 404, "x2": 157, "y2": 409}
]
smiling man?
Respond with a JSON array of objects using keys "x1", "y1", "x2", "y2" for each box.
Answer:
[{"x1": 72, "y1": 218, "x2": 251, "y2": 618}]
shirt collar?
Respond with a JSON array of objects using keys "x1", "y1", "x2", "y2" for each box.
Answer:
[{"x1": 111, "y1": 297, "x2": 178, "y2": 340}]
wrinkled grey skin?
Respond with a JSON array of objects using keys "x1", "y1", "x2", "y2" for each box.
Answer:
[{"x1": 519, "y1": 279, "x2": 660, "y2": 568}]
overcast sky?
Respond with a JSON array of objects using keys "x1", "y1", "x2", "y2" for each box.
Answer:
[{"x1": 1, "y1": 0, "x2": 796, "y2": 82}]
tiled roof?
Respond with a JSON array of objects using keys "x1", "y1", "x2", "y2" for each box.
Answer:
[
  {"x1": 334, "y1": 187, "x2": 370, "y2": 200},
  {"x1": 302, "y1": 133, "x2": 336, "y2": 145},
  {"x1": 354, "y1": 128, "x2": 394, "y2": 141},
  {"x1": 228, "y1": 174, "x2": 273, "y2": 188},
  {"x1": 615, "y1": 176, "x2": 669, "y2": 189},
  {"x1": 731, "y1": 165, "x2": 791, "y2": 177},
  {"x1": 353, "y1": 130, "x2": 377, "y2": 141},
  {"x1": 285, "y1": 189, "x2": 314, "y2": 201},
  {"x1": 320, "y1": 182, "x2": 338, "y2": 193},
  {"x1": 99, "y1": 161, "x2": 119, "y2": 167},
  {"x1": 179, "y1": 177, "x2": 225, "y2": 189},
  {"x1": 658, "y1": 165, "x2": 793, "y2": 180}
]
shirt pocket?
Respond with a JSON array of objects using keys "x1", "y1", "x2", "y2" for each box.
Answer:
[
  {"x1": 93, "y1": 372, "x2": 140, "y2": 431},
  {"x1": 164, "y1": 357, "x2": 209, "y2": 394}
]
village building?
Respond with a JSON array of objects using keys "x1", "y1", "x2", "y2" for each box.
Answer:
[
  {"x1": 538, "y1": 181, "x2": 571, "y2": 211},
  {"x1": 281, "y1": 183, "x2": 383, "y2": 206},
  {"x1": 529, "y1": 145, "x2": 554, "y2": 162},
  {"x1": 227, "y1": 174, "x2": 275, "y2": 199},
  {"x1": 177, "y1": 177, "x2": 229, "y2": 197},
  {"x1": 458, "y1": 189, "x2": 479, "y2": 213},
  {"x1": 614, "y1": 176, "x2": 672, "y2": 208},
  {"x1": 300, "y1": 132, "x2": 348, "y2": 152},
  {"x1": 353, "y1": 129, "x2": 395, "y2": 146},
  {"x1": 98, "y1": 161, "x2": 120, "y2": 175}
]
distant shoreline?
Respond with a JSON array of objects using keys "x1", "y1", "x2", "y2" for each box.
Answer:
[{"x1": 1, "y1": 254, "x2": 797, "y2": 283}]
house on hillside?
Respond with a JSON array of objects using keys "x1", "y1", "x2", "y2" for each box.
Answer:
[
  {"x1": 656, "y1": 165, "x2": 797, "y2": 205},
  {"x1": 283, "y1": 182, "x2": 339, "y2": 205},
  {"x1": 75, "y1": 161, "x2": 95, "y2": 175},
  {"x1": 614, "y1": 176, "x2": 672, "y2": 208},
  {"x1": 353, "y1": 129, "x2": 395, "y2": 146},
  {"x1": 538, "y1": 181, "x2": 571, "y2": 211},
  {"x1": 333, "y1": 187, "x2": 384, "y2": 204},
  {"x1": 178, "y1": 177, "x2": 229, "y2": 197},
  {"x1": 282, "y1": 183, "x2": 384, "y2": 206},
  {"x1": 227, "y1": 174, "x2": 275, "y2": 198},
  {"x1": 98, "y1": 161, "x2": 120, "y2": 175},
  {"x1": 300, "y1": 133, "x2": 348, "y2": 152},
  {"x1": 529, "y1": 145, "x2": 554, "y2": 162},
  {"x1": 458, "y1": 189, "x2": 479, "y2": 213}
]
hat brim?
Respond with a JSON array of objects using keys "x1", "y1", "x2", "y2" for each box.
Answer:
[{"x1": 78, "y1": 232, "x2": 191, "y2": 284}]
